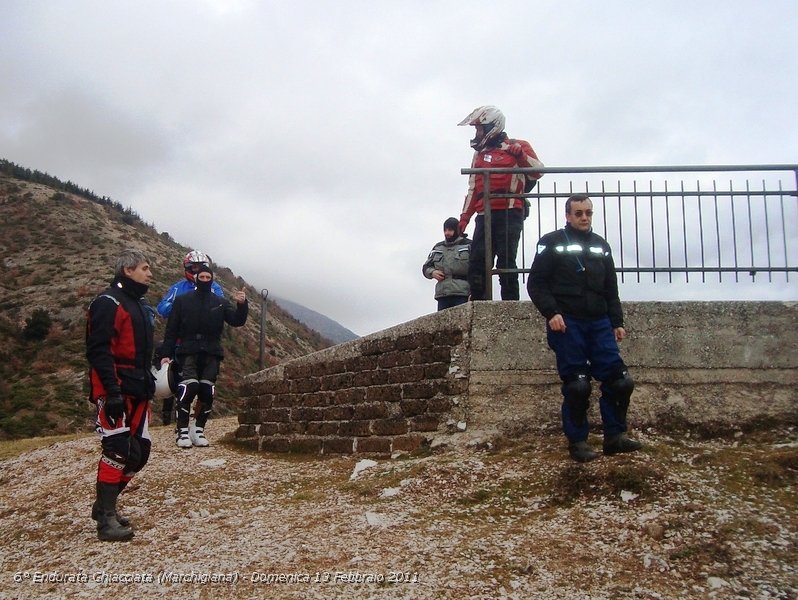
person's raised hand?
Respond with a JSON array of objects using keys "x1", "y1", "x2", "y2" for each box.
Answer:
[{"x1": 507, "y1": 143, "x2": 524, "y2": 157}]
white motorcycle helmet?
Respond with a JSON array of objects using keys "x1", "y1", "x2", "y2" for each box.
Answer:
[
  {"x1": 151, "y1": 362, "x2": 178, "y2": 400},
  {"x1": 458, "y1": 105, "x2": 506, "y2": 151},
  {"x1": 183, "y1": 250, "x2": 211, "y2": 282}
]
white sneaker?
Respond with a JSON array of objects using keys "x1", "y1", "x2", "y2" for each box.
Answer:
[
  {"x1": 190, "y1": 424, "x2": 210, "y2": 447},
  {"x1": 176, "y1": 428, "x2": 192, "y2": 448}
]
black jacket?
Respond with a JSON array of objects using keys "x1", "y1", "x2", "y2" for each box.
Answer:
[
  {"x1": 161, "y1": 288, "x2": 248, "y2": 359},
  {"x1": 527, "y1": 225, "x2": 623, "y2": 327}
]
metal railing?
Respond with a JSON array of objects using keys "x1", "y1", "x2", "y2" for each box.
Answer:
[{"x1": 461, "y1": 164, "x2": 798, "y2": 300}]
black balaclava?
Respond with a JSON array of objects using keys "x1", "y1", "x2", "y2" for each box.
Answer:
[
  {"x1": 443, "y1": 217, "x2": 460, "y2": 242},
  {"x1": 195, "y1": 265, "x2": 214, "y2": 294}
]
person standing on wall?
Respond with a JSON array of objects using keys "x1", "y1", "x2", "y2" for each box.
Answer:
[
  {"x1": 527, "y1": 194, "x2": 643, "y2": 463},
  {"x1": 423, "y1": 217, "x2": 472, "y2": 311},
  {"x1": 86, "y1": 248, "x2": 156, "y2": 541},
  {"x1": 458, "y1": 105, "x2": 543, "y2": 300}
]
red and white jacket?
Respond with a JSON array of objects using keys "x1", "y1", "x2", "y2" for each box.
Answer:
[{"x1": 459, "y1": 134, "x2": 543, "y2": 231}]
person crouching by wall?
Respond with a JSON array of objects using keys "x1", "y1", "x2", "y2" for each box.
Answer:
[
  {"x1": 160, "y1": 265, "x2": 248, "y2": 448},
  {"x1": 423, "y1": 217, "x2": 472, "y2": 310}
]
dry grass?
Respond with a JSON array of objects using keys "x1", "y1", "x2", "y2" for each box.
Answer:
[{"x1": 0, "y1": 432, "x2": 88, "y2": 460}]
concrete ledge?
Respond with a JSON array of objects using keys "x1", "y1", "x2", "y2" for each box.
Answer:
[{"x1": 238, "y1": 301, "x2": 798, "y2": 453}]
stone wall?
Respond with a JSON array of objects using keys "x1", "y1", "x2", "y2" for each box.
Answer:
[
  {"x1": 236, "y1": 301, "x2": 798, "y2": 455},
  {"x1": 236, "y1": 306, "x2": 473, "y2": 455}
]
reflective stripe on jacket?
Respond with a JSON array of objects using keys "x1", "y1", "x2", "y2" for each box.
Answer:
[{"x1": 528, "y1": 225, "x2": 623, "y2": 327}]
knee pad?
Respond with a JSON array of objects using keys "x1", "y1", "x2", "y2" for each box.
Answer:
[
  {"x1": 606, "y1": 367, "x2": 634, "y2": 402},
  {"x1": 562, "y1": 373, "x2": 591, "y2": 423},
  {"x1": 198, "y1": 380, "x2": 215, "y2": 406},
  {"x1": 123, "y1": 437, "x2": 152, "y2": 477},
  {"x1": 101, "y1": 434, "x2": 131, "y2": 468},
  {"x1": 195, "y1": 381, "x2": 215, "y2": 427},
  {"x1": 126, "y1": 436, "x2": 142, "y2": 472},
  {"x1": 176, "y1": 379, "x2": 199, "y2": 411},
  {"x1": 137, "y1": 438, "x2": 151, "y2": 472},
  {"x1": 562, "y1": 373, "x2": 592, "y2": 402}
]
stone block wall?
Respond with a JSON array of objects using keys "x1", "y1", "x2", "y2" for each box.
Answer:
[{"x1": 236, "y1": 307, "x2": 473, "y2": 455}]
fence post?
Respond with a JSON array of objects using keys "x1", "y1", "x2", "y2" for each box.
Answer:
[
  {"x1": 259, "y1": 288, "x2": 269, "y2": 370},
  {"x1": 483, "y1": 173, "x2": 493, "y2": 301}
]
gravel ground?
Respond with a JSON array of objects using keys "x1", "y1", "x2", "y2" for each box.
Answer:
[{"x1": 0, "y1": 417, "x2": 796, "y2": 599}]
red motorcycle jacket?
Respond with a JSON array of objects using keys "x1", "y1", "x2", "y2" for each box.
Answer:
[
  {"x1": 86, "y1": 277, "x2": 155, "y2": 403},
  {"x1": 460, "y1": 133, "x2": 543, "y2": 231}
]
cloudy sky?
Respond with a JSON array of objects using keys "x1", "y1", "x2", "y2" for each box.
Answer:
[{"x1": 2, "y1": 0, "x2": 797, "y2": 335}]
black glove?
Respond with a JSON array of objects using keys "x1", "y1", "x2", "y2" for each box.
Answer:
[{"x1": 105, "y1": 393, "x2": 125, "y2": 426}]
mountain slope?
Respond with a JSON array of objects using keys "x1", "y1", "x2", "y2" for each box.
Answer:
[
  {"x1": 0, "y1": 166, "x2": 332, "y2": 439},
  {"x1": 273, "y1": 296, "x2": 359, "y2": 344}
]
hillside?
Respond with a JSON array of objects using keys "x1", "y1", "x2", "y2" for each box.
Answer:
[
  {"x1": 273, "y1": 296, "x2": 359, "y2": 344},
  {"x1": 0, "y1": 166, "x2": 332, "y2": 439}
]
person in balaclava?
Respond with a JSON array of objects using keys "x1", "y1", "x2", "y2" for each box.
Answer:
[
  {"x1": 86, "y1": 248, "x2": 156, "y2": 541},
  {"x1": 155, "y1": 250, "x2": 224, "y2": 425},
  {"x1": 422, "y1": 217, "x2": 472, "y2": 311},
  {"x1": 160, "y1": 265, "x2": 248, "y2": 448}
]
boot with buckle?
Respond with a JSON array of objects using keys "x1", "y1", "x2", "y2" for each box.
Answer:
[
  {"x1": 176, "y1": 427, "x2": 192, "y2": 448},
  {"x1": 189, "y1": 423, "x2": 210, "y2": 447}
]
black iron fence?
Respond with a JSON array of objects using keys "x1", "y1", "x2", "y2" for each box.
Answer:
[{"x1": 461, "y1": 164, "x2": 798, "y2": 299}]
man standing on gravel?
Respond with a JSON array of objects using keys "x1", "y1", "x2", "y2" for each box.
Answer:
[
  {"x1": 528, "y1": 194, "x2": 642, "y2": 463},
  {"x1": 86, "y1": 249, "x2": 156, "y2": 541},
  {"x1": 160, "y1": 265, "x2": 247, "y2": 449}
]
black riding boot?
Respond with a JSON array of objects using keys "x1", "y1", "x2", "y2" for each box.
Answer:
[
  {"x1": 569, "y1": 441, "x2": 599, "y2": 463},
  {"x1": 94, "y1": 482, "x2": 134, "y2": 541},
  {"x1": 603, "y1": 432, "x2": 643, "y2": 455},
  {"x1": 91, "y1": 483, "x2": 131, "y2": 527},
  {"x1": 162, "y1": 396, "x2": 174, "y2": 425}
]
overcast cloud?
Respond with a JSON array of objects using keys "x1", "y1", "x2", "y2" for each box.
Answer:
[{"x1": 2, "y1": 0, "x2": 796, "y2": 335}]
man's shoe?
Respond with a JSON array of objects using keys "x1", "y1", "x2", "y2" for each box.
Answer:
[
  {"x1": 603, "y1": 432, "x2": 643, "y2": 455},
  {"x1": 189, "y1": 424, "x2": 210, "y2": 447},
  {"x1": 568, "y1": 441, "x2": 599, "y2": 463},
  {"x1": 161, "y1": 411, "x2": 172, "y2": 426},
  {"x1": 176, "y1": 428, "x2": 192, "y2": 448}
]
